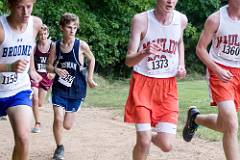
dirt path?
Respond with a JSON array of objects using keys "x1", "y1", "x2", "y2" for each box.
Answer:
[{"x1": 0, "y1": 104, "x2": 225, "y2": 160}]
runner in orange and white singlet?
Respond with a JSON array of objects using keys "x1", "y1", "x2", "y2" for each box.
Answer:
[
  {"x1": 183, "y1": 0, "x2": 240, "y2": 160},
  {"x1": 124, "y1": 0, "x2": 188, "y2": 159}
]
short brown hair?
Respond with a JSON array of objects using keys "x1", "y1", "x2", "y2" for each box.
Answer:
[
  {"x1": 59, "y1": 12, "x2": 79, "y2": 28},
  {"x1": 40, "y1": 24, "x2": 49, "y2": 32}
]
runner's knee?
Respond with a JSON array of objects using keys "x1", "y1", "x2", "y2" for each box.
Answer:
[
  {"x1": 32, "y1": 96, "x2": 39, "y2": 105},
  {"x1": 224, "y1": 119, "x2": 238, "y2": 134},
  {"x1": 160, "y1": 142, "x2": 172, "y2": 152},
  {"x1": 54, "y1": 116, "x2": 63, "y2": 126},
  {"x1": 15, "y1": 134, "x2": 30, "y2": 147},
  {"x1": 136, "y1": 137, "x2": 151, "y2": 152},
  {"x1": 38, "y1": 102, "x2": 44, "y2": 107},
  {"x1": 63, "y1": 123, "x2": 73, "y2": 130}
]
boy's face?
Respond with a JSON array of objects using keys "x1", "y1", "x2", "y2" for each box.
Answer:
[
  {"x1": 61, "y1": 21, "x2": 78, "y2": 38},
  {"x1": 229, "y1": 0, "x2": 240, "y2": 6},
  {"x1": 9, "y1": 0, "x2": 35, "y2": 23},
  {"x1": 156, "y1": 0, "x2": 178, "y2": 13},
  {"x1": 38, "y1": 29, "x2": 48, "y2": 41}
]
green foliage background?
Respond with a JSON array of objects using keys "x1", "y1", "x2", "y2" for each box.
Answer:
[{"x1": 1, "y1": 0, "x2": 222, "y2": 77}]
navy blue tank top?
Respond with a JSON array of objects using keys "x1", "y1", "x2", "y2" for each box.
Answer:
[{"x1": 52, "y1": 39, "x2": 87, "y2": 99}]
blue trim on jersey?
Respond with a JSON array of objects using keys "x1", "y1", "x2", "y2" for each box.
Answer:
[
  {"x1": 0, "y1": 90, "x2": 32, "y2": 116},
  {"x1": 52, "y1": 39, "x2": 87, "y2": 99}
]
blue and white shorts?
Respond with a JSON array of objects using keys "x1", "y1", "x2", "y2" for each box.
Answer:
[
  {"x1": 52, "y1": 94, "x2": 83, "y2": 112},
  {"x1": 0, "y1": 90, "x2": 32, "y2": 116}
]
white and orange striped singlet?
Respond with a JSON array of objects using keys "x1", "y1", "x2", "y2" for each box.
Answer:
[
  {"x1": 209, "y1": 5, "x2": 240, "y2": 68},
  {"x1": 133, "y1": 9, "x2": 185, "y2": 78}
]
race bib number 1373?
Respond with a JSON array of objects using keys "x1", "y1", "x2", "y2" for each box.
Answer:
[{"x1": 147, "y1": 55, "x2": 172, "y2": 74}]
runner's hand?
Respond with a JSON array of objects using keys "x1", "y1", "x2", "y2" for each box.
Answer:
[
  {"x1": 177, "y1": 65, "x2": 186, "y2": 79},
  {"x1": 141, "y1": 43, "x2": 161, "y2": 55},
  {"x1": 55, "y1": 68, "x2": 69, "y2": 78},
  {"x1": 12, "y1": 59, "x2": 29, "y2": 73},
  {"x1": 87, "y1": 79, "x2": 98, "y2": 88},
  {"x1": 47, "y1": 73, "x2": 55, "y2": 80},
  {"x1": 30, "y1": 70, "x2": 42, "y2": 83},
  {"x1": 216, "y1": 67, "x2": 233, "y2": 83}
]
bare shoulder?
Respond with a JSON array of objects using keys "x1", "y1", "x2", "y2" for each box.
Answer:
[
  {"x1": 132, "y1": 11, "x2": 147, "y2": 29},
  {"x1": 80, "y1": 40, "x2": 90, "y2": 51},
  {"x1": 131, "y1": 11, "x2": 148, "y2": 40},
  {"x1": 51, "y1": 41, "x2": 56, "y2": 49},
  {"x1": 32, "y1": 16, "x2": 43, "y2": 34},
  {"x1": 204, "y1": 11, "x2": 220, "y2": 32},
  {"x1": 48, "y1": 41, "x2": 56, "y2": 54},
  {"x1": 49, "y1": 39, "x2": 55, "y2": 46},
  {"x1": 179, "y1": 12, "x2": 188, "y2": 29},
  {"x1": 51, "y1": 41, "x2": 56, "y2": 46},
  {"x1": 0, "y1": 20, "x2": 3, "y2": 44},
  {"x1": 133, "y1": 11, "x2": 147, "y2": 23}
]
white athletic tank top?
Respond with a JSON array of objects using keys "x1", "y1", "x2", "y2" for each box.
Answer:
[
  {"x1": 133, "y1": 9, "x2": 183, "y2": 78},
  {"x1": 0, "y1": 16, "x2": 35, "y2": 98},
  {"x1": 209, "y1": 5, "x2": 240, "y2": 67}
]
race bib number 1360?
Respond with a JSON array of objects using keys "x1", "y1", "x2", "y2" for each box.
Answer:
[{"x1": 220, "y1": 44, "x2": 240, "y2": 61}]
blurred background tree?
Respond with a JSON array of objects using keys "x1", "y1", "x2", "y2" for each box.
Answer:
[{"x1": 0, "y1": 0, "x2": 223, "y2": 78}]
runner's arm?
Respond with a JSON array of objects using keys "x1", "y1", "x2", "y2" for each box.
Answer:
[
  {"x1": 0, "y1": 21, "x2": 10, "y2": 72},
  {"x1": 33, "y1": 16, "x2": 43, "y2": 38},
  {"x1": 125, "y1": 13, "x2": 149, "y2": 67},
  {"x1": 81, "y1": 41, "x2": 97, "y2": 88},
  {"x1": 196, "y1": 12, "x2": 232, "y2": 82},
  {"x1": 177, "y1": 14, "x2": 188, "y2": 79},
  {"x1": 46, "y1": 43, "x2": 57, "y2": 73},
  {"x1": 29, "y1": 47, "x2": 42, "y2": 83}
]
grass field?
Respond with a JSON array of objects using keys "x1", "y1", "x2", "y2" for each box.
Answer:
[{"x1": 84, "y1": 75, "x2": 240, "y2": 141}]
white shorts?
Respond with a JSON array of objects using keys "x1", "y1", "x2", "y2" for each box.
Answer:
[{"x1": 135, "y1": 122, "x2": 177, "y2": 134}]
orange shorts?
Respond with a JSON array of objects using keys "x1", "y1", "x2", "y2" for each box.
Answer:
[
  {"x1": 208, "y1": 64, "x2": 240, "y2": 111},
  {"x1": 124, "y1": 72, "x2": 179, "y2": 126}
]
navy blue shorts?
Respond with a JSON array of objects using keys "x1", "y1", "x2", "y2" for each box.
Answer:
[
  {"x1": 52, "y1": 94, "x2": 83, "y2": 112},
  {"x1": 0, "y1": 90, "x2": 32, "y2": 116}
]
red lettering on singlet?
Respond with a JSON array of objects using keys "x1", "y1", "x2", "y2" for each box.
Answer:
[
  {"x1": 142, "y1": 38, "x2": 178, "y2": 54},
  {"x1": 216, "y1": 34, "x2": 240, "y2": 48}
]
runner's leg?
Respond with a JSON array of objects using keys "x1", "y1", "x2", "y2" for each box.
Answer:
[
  {"x1": 133, "y1": 130, "x2": 152, "y2": 160},
  {"x1": 63, "y1": 112, "x2": 76, "y2": 130},
  {"x1": 7, "y1": 106, "x2": 32, "y2": 160},
  {"x1": 32, "y1": 87, "x2": 40, "y2": 130},
  {"x1": 53, "y1": 106, "x2": 64, "y2": 146}
]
